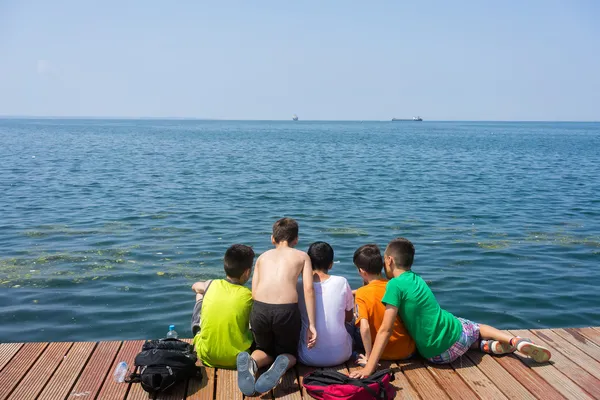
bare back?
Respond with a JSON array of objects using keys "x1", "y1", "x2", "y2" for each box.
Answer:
[{"x1": 252, "y1": 246, "x2": 309, "y2": 304}]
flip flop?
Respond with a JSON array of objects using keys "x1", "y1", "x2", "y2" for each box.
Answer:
[
  {"x1": 254, "y1": 355, "x2": 289, "y2": 394},
  {"x1": 513, "y1": 338, "x2": 552, "y2": 363},
  {"x1": 236, "y1": 352, "x2": 257, "y2": 396}
]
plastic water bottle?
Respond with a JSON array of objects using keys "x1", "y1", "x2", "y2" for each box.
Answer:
[
  {"x1": 166, "y1": 324, "x2": 178, "y2": 339},
  {"x1": 113, "y1": 361, "x2": 128, "y2": 383}
]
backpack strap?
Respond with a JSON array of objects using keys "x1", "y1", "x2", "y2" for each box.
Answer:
[
  {"x1": 346, "y1": 378, "x2": 379, "y2": 398},
  {"x1": 125, "y1": 367, "x2": 142, "y2": 384},
  {"x1": 305, "y1": 370, "x2": 381, "y2": 399}
]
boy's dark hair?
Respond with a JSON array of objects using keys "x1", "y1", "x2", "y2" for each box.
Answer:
[
  {"x1": 386, "y1": 238, "x2": 415, "y2": 270},
  {"x1": 224, "y1": 244, "x2": 255, "y2": 278},
  {"x1": 353, "y1": 244, "x2": 383, "y2": 275},
  {"x1": 307, "y1": 242, "x2": 334, "y2": 272},
  {"x1": 272, "y1": 217, "x2": 299, "y2": 243}
]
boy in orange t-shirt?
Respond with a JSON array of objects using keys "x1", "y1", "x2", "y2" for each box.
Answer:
[{"x1": 353, "y1": 244, "x2": 415, "y2": 364}]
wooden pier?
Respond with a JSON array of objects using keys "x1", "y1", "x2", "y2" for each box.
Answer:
[{"x1": 1, "y1": 327, "x2": 600, "y2": 399}]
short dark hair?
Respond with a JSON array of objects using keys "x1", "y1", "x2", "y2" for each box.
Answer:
[
  {"x1": 223, "y1": 244, "x2": 255, "y2": 278},
  {"x1": 272, "y1": 217, "x2": 299, "y2": 243},
  {"x1": 385, "y1": 238, "x2": 415, "y2": 270},
  {"x1": 353, "y1": 244, "x2": 383, "y2": 274},
  {"x1": 307, "y1": 242, "x2": 334, "y2": 272}
]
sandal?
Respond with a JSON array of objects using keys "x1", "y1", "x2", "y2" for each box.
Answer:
[
  {"x1": 511, "y1": 337, "x2": 552, "y2": 363},
  {"x1": 480, "y1": 340, "x2": 516, "y2": 355},
  {"x1": 254, "y1": 355, "x2": 289, "y2": 394}
]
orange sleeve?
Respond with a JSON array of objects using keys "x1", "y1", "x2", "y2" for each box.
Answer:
[{"x1": 354, "y1": 292, "x2": 369, "y2": 326}]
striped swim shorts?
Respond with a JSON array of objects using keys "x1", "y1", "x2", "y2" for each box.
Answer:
[{"x1": 428, "y1": 318, "x2": 480, "y2": 364}]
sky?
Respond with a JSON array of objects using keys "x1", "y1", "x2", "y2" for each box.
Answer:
[{"x1": 0, "y1": 0, "x2": 599, "y2": 121}]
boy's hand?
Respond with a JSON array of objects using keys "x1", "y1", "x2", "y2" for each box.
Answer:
[
  {"x1": 356, "y1": 354, "x2": 368, "y2": 367},
  {"x1": 349, "y1": 366, "x2": 375, "y2": 379},
  {"x1": 307, "y1": 325, "x2": 317, "y2": 349}
]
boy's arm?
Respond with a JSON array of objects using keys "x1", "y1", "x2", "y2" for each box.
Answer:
[
  {"x1": 302, "y1": 253, "x2": 317, "y2": 348},
  {"x1": 349, "y1": 305, "x2": 397, "y2": 378},
  {"x1": 251, "y1": 256, "x2": 261, "y2": 295},
  {"x1": 191, "y1": 280, "x2": 211, "y2": 294},
  {"x1": 359, "y1": 319, "x2": 373, "y2": 359}
]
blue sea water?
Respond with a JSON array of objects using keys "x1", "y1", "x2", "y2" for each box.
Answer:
[{"x1": 0, "y1": 119, "x2": 599, "y2": 343}]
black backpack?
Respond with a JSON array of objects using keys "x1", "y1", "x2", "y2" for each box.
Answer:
[{"x1": 126, "y1": 338, "x2": 202, "y2": 394}]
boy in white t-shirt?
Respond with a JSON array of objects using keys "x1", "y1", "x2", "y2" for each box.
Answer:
[{"x1": 297, "y1": 241, "x2": 354, "y2": 367}]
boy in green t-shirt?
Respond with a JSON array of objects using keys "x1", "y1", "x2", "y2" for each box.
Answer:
[
  {"x1": 351, "y1": 237, "x2": 551, "y2": 378},
  {"x1": 191, "y1": 244, "x2": 254, "y2": 369}
]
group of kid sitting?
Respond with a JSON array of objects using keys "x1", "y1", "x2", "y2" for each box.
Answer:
[{"x1": 190, "y1": 218, "x2": 552, "y2": 396}]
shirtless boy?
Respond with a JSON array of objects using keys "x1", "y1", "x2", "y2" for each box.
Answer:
[{"x1": 237, "y1": 217, "x2": 318, "y2": 396}]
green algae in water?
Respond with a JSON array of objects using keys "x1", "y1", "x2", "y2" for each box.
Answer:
[
  {"x1": 477, "y1": 240, "x2": 511, "y2": 250},
  {"x1": 149, "y1": 213, "x2": 170, "y2": 219},
  {"x1": 451, "y1": 260, "x2": 475, "y2": 266},
  {"x1": 323, "y1": 227, "x2": 369, "y2": 236},
  {"x1": 524, "y1": 231, "x2": 600, "y2": 247}
]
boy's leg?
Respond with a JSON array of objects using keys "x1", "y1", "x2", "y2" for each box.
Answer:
[
  {"x1": 250, "y1": 349, "x2": 274, "y2": 369},
  {"x1": 190, "y1": 293, "x2": 203, "y2": 336},
  {"x1": 479, "y1": 324, "x2": 513, "y2": 343},
  {"x1": 238, "y1": 301, "x2": 273, "y2": 396},
  {"x1": 254, "y1": 303, "x2": 301, "y2": 394},
  {"x1": 478, "y1": 323, "x2": 551, "y2": 362}
]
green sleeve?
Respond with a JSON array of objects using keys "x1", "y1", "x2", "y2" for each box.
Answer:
[{"x1": 382, "y1": 280, "x2": 402, "y2": 309}]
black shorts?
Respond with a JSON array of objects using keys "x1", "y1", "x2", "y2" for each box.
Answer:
[{"x1": 250, "y1": 300, "x2": 301, "y2": 357}]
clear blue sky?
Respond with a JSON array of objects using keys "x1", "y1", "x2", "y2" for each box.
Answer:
[{"x1": 1, "y1": 0, "x2": 599, "y2": 121}]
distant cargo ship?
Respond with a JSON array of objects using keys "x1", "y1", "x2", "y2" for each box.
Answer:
[
  {"x1": 292, "y1": 114, "x2": 299, "y2": 121},
  {"x1": 392, "y1": 116, "x2": 423, "y2": 121}
]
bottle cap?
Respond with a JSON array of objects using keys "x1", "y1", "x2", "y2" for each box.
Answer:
[{"x1": 169, "y1": 324, "x2": 175, "y2": 330}]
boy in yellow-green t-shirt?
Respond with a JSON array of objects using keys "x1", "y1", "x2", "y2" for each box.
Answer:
[{"x1": 191, "y1": 244, "x2": 254, "y2": 369}]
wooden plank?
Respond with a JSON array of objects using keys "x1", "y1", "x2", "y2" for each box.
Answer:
[
  {"x1": 379, "y1": 361, "x2": 421, "y2": 400},
  {"x1": 179, "y1": 338, "x2": 215, "y2": 400},
  {"x1": 449, "y1": 354, "x2": 508, "y2": 400},
  {"x1": 245, "y1": 390, "x2": 273, "y2": 399},
  {"x1": 425, "y1": 361, "x2": 478, "y2": 400},
  {"x1": 0, "y1": 342, "x2": 48, "y2": 400},
  {"x1": 7, "y1": 341, "x2": 73, "y2": 400},
  {"x1": 96, "y1": 340, "x2": 145, "y2": 400},
  {"x1": 215, "y1": 368, "x2": 243, "y2": 400},
  {"x1": 398, "y1": 359, "x2": 449, "y2": 400},
  {"x1": 0, "y1": 343, "x2": 23, "y2": 373},
  {"x1": 69, "y1": 341, "x2": 122, "y2": 400},
  {"x1": 510, "y1": 330, "x2": 595, "y2": 400},
  {"x1": 296, "y1": 364, "x2": 315, "y2": 398},
  {"x1": 271, "y1": 367, "x2": 302, "y2": 400},
  {"x1": 37, "y1": 342, "x2": 96, "y2": 400},
  {"x1": 492, "y1": 352, "x2": 566, "y2": 400},
  {"x1": 532, "y1": 329, "x2": 600, "y2": 377},
  {"x1": 464, "y1": 351, "x2": 536, "y2": 400},
  {"x1": 124, "y1": 378, "x2": 152, "y2": 400},
  {"x1": 186, "y1": 367, "x2": 215, "y2": 400},
  {"x1": 571, "y1": 327, "x2": 600, "y2": 347},
  {"x1": 553, "y1": 328, "x2": 600, "y2": 362},
  {"x1": 155, "y1": 381, "x2": 187, "y2": 400},
  {"x1": 513, "y1": 329, "x2": 600, "y2": 398}
]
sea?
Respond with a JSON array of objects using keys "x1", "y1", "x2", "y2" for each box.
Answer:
[{"x1": 0, "y1": 119, "x2": 599, "y2": 343}]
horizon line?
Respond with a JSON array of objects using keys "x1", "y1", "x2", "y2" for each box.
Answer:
[{"x1": 0, "y1": 115, "x2": 598, "y2": 123}]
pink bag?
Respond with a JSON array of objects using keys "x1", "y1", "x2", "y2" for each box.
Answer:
[{"x1": 302, "y1": 369, "x2": 395, "y2": 400}]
